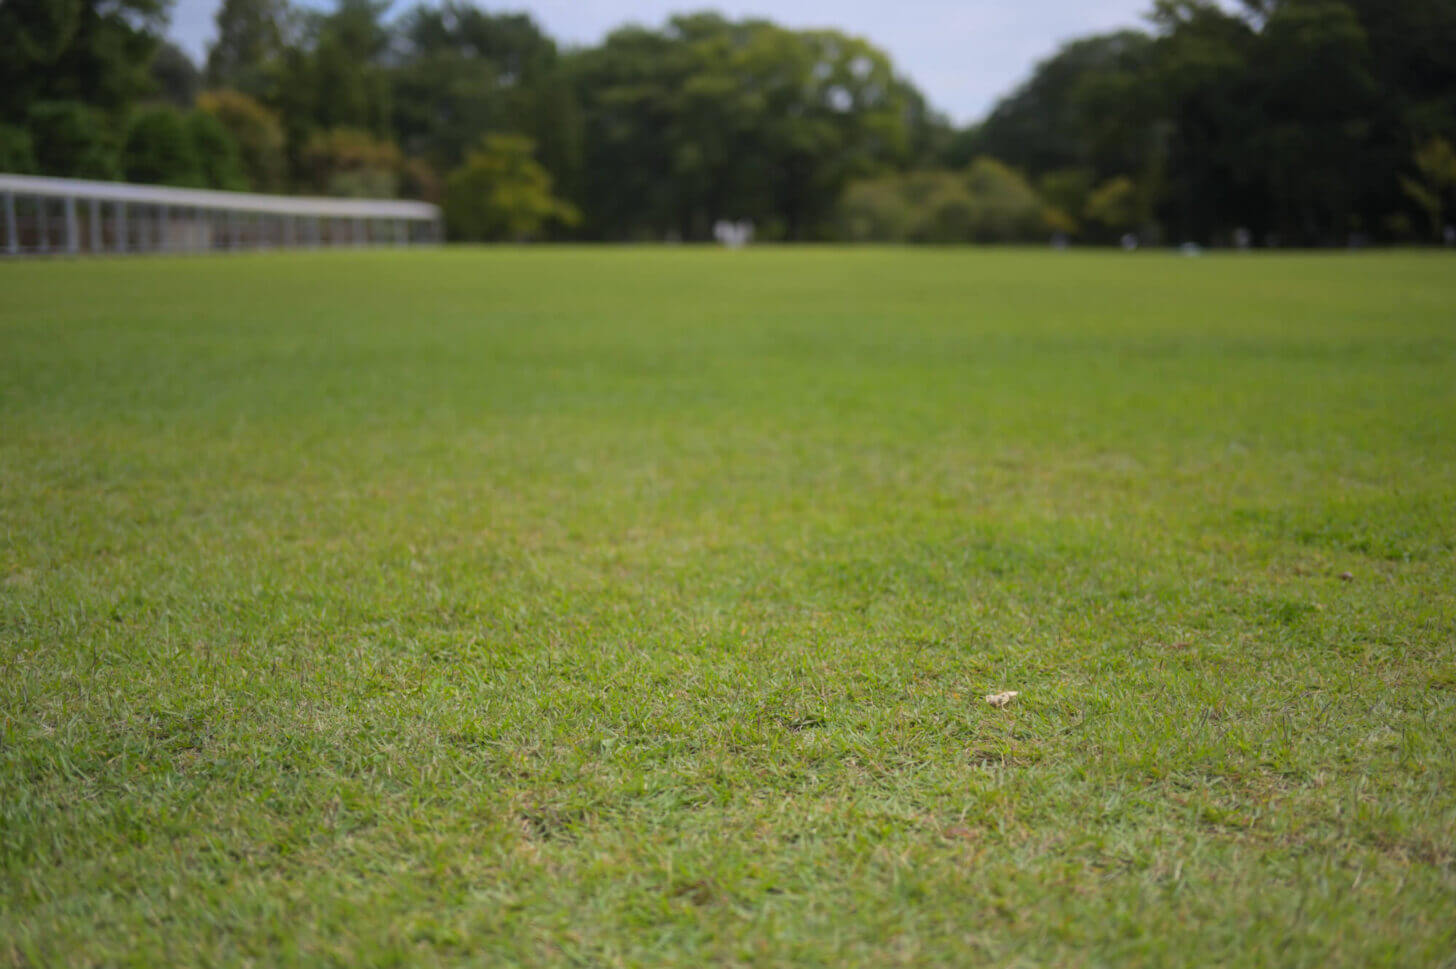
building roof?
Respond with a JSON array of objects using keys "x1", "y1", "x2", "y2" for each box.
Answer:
[{"x1": 0, "y1": 173, "x2": 439, "y2": 221}]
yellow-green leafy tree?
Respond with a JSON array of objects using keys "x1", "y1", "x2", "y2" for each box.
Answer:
[
  {"x1": 1400, "y1": 138, "x2": 1456, "y2": 240},
  {"x1": 1083, "y1": 175, "x2": 1139, "y2": 238},
  {"x1": 197, "y1": 89, "x2": 286, "y2": 191},
  {"x1": 444, "y1": 134, "x2": 580, "y2": 241},
  {"x1": 302, "y1": 127, "x2": 401, "y2": 197}
]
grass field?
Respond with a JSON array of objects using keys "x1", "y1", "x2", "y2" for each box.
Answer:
[{"x1": 2, "y1": 247, "x2": 1454, "y2": 966}]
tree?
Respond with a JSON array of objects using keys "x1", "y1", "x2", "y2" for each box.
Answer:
[
  {"x1": 960, "y1": 157, "x2": 1052, "y2": 241},
  {"x1": 151, "y1": 41, "x2": 202, "y2": 108},
  {"x1": 1339, "y1": 0, "x2": 1456, "y2": 235},
  {"x1": 835, "y1": 158, "x2": 1050, "y2": 243},
  {"x1": 1400, "y1": 137, "x2": 1456, "y2": 238},
  {"x1": 0, "y1": 0, "x2": 168, "y2": 125},
  {"x1": 308, "y1": 0, "x2": 392, "y2": 134},
  {"x1": 1084, "y1": 176, "x2": 1140, "y2": 236},
  {"x1": 391, "y1": 3, "x2": 571, "y2": 176},
  {"x1": 971, "y1": 31, "x2": 1157, "y2": 179},
  {"x1": 186, "y1": 111, "x2": 248, "y2": 190},
  {"x1": 444, "y1": 134, "x2": 579, "y2": 241},
  {"x1": 1246, "y1": 0, "x2": 1378, "y2": 244},
  {"x1": 1341, "y1": 0, "x2": 1456, "y2": 141},
  {"x1": 123, "y1": 106, "x2": 203, "y2": 186},
  {"x1": 0, "y1": 126, "x2": 38, "y2": 173},
  {"x1": 206, "y1": 0, "x2": 288, "y2": 95},
  {"x1": 836, "y1": 173, "x2": 928, "y2": 242},
  {"x1": 122, "y1": 106, "x2": 247, "y2": 189},
  {"x1": 197, "y1": 89, "x2": 287, "y2": 191},
  {"x1": 570, "y1": 15, "x2": 919, "y2": 240},
  {"x1": 26, "y1": 101, "x2": 119, "y2": 179},
  {"x1": 5, "y1": 0, "x2": 1452, "y2": 246},
  {"x1": 398, "y1": 157, "x2": 442, "y2": 203},
  {"x1": 303, "y1": 127, "x2": 401, "y2": 196},
  {"x1": 1037, "y1": 168, "x2": 1096, "y2": 233}
]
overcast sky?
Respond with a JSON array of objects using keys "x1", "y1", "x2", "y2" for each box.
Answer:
[{"x1": 167, "y1": 0, "x2": 1156, "y2": 123}]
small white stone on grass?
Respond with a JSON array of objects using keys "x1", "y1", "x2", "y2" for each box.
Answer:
[{"x1": 984, "y1": 691, "x2": 1019, "y2": 708}]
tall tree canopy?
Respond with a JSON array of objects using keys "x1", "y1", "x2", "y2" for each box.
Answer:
[
  {"x1": 3, "y1": 0, "x2": 1453, "y2": 244},
  {"x1": 0, "y1": 0, "x2": 170, "y2": 123},
  {"x1": 390, "y1": 3, "x2": 567, "y2": 174},
  {"x1": 206, "y1": 0, "x2": 289, "y2": 94},
  {"x1": 570, "y1": 14, "x2": 921, "y2": 240},
  {"x1": 971, "y1": 0, "x2": 1456, "y2": 245}
]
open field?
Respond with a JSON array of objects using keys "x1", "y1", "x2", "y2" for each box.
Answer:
[{"x1": 2, "y1": 248, "x2": 1455, "y2": 966}]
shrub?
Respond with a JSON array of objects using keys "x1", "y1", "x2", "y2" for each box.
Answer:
[
  {"x1": 0, "y1": 124, "x2": 37, "y2": 173},
  {"x1": 962, "y1": 157, "x2": 1049, "y2": 242},
  {"x1": 27, "y1": 101, "x2": 119, "y2": 180},
  {"x1": 123, "y1": 106, "x2": 204, "y2": 186},
  {"x1": 185, "y1": 111, "x2": 247, "y2": 190},
  {"x1": 835, "y1": 157, "x2": 1050, "y2": 243}
]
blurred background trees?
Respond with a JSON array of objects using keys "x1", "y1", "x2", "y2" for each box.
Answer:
[
  {"x1": 568, "y1": 14, "x2": 925, "y2": 240},
  {"x1": 1, "y1": 0, "x2": 1452, "y2": 244},
  {"x1": 962, "y1": 0, "x2": 1456, "y2": 246},
  {"x1": 444, "y1": 133, "x2": 578, "y2": 240}
]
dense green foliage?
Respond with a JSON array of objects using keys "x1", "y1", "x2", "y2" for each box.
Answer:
[
  {"x1": 195, "y1": 88, "x2": 287, "y2": 191},
  {"x1": 568, "y1": 15, "x2": 924, "y2": 241},
  {"x1": 22, "y1": 101, "x2": 120, "y2": 181},
  {"x1": 1, "y1": 0, "x2": 1453, "y2": 239},
  {"x1": 151, "y1": 40, "x2": 204, "y2": 109},
  {"x1": 0, "y1": 0, "x2": 168, "y2": 119},
  {"x1": 836, "y1": 160, "x2": 1052, "y2": 243},
  {"x1": 970, "y1": 0, "x2": 1456, "y2": 244},
  {"x1": 444, "y1": 134, "x2": 579, "y2": 241},
  {"x1": 121, "y1": 105, "x2": 246, "y2": 189},
  {"x1": 3, "y1": 248, "x2": 1455, "y2": 963},
  {"x1": 0, "y1": 126, "x2": 37, "y2": 175}
]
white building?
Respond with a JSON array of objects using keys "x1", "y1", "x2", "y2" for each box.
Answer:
[{"x1": 0, "y1": 173, "x2": 442, "y2": 256}]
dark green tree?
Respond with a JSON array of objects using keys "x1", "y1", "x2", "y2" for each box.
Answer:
[
  {"x1": 123, "y1": 106, "x2": 204, "y2": 186},
  {"x1": 205, "y1": 0, "x2": 289, "y2": 95},
  {"x1": 0, "y1": 0, "x2": 169, "y2": 124},
  {"x1": 26, "y1": 101, "x2": 119, "y2": 179},
  {"x1": 1248, "y1": 0, "x2": 1377, "y2": 243},
  {"x1": 122, "y1": 106, "x2": 246, "y2": 189},
  {"x1": 390, "y1": 3, "x2": 571, "y2": 178},
  {"x1": 0, "y1": 126, "x2": 39, "y2": 173},
  {"x1": 570, "y1": 15, "x2": 920, "y2": 240},
  {"x1": 308, "y1": 0, "x2": 392, "y2": 134},
  {"x1": 123, "y1": 104, "x2": 212, "y2": 185},
  {"x1": 186, "y1": 111, "x2": 248, "y2": 190},
  {"x1": 972, "y1": 31, "x2": 1157, "y2": 179},
  {"x1": 151, "y1": 41, "x2": 202, "y2": 108}
]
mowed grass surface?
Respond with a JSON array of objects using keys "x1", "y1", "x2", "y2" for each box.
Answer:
[{"x1": 2, "y1": 248, "x2": 1454, "y2": 966}]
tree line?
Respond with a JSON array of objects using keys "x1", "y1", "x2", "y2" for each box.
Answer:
[{"x1": 2, "y1": 0, "x2": 1453, "y2": 245}]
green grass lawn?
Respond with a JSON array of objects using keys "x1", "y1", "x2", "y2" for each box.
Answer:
[{"x1": 2, "y1": 247, "x2": 1454, "y2": 966}]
